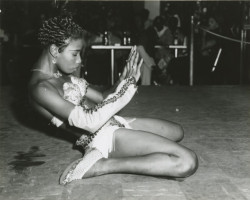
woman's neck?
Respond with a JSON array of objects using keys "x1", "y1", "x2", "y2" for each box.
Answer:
[
  {"x1": 32, "y1": 50, "x2": 63, "y2": 78},
  {"x1": 35, "y1": 50, "x2": 57, "y2": 74}
]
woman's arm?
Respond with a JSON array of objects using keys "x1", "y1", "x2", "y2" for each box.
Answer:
[
  {"x1": 30, "y1": 47, "x2": 143, "y2": 133},
  {"x1": 85, "y1": 46, "x2": 142, "y2": 103},
  {"x1": 68, "y1": 76, "x2": 137, "y2": 133},
  {"x1": 85, "y1": 78, "x2": 123, "y2": 104},
  {"x1": 30, "y1": 76, "x2": 138, "y2": 133},
  {"x1": 30, "y1": 81, "x2": 76, "y2": 121}
]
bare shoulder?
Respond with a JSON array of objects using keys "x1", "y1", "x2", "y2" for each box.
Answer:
[
  {"x1": 28, "y1": 76, "x2": 75, "y2": 121},
  {"x1": 29, "y1": 78, "x2": 59, "y2": 103}
]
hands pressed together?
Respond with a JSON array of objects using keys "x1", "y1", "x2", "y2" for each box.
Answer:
[{"x1": 120, "y1": 46, "x2": 143, "y2": 83}]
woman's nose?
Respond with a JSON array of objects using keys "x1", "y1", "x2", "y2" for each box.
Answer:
[{"x1": 76, "y1": 54, "x2": 82, "y2": 64}]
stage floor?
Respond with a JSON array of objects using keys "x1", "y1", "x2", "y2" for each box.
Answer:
[{"x1": 0, "y1": 85, "x2": 250, "y2": 200}]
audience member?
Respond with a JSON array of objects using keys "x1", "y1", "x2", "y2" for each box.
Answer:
[
  {"x1": 138, "y1": 16, "x2": 175, "y2": 85},
  {"x1": 141, "y1": 9, "x2": 153, "y2": 30},
  {"x1": 195, "y1": 15, "x2": 223, "y2": 84},
  {"x1": 132, "y1": 10, "x2": 157, "y2": 85},
  {"x1": 168, "y1": 27, "x2": 189, "y2": 85},
  {"x1": 137, "y1": 45, "x2": 156, "y2": 85}
]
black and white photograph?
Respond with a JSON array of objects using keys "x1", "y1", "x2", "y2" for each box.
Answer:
[{"x1": 0, "y1": 0, "x2": 250, "y2": 199}]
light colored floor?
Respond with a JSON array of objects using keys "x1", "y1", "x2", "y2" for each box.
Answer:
[{"x1": 0, "y1": 85, "x2": 250, "y2": 200}]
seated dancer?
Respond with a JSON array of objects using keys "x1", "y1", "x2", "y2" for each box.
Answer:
[{"x1": 28, "y1": 16, "x2": 198, "y2": 185}]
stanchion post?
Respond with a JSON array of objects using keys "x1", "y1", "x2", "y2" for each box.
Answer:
[
  {"x1": 189, "y1": 16, "x2": 194, "y2": 86},
  {"x1": 240, "y1": 29, "x2": 246, "y2": 84}
]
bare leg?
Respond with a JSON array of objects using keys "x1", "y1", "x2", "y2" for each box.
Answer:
[
  {"x1": 124, "y1": 117, "x2": 184, "y2": 142},
  {"x1": 84, "y1": 128, "x2": 198, "y2": 178}
]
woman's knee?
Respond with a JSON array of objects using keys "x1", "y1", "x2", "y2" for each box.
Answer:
[
  {"x1": 158, "y1": 120, "x2": 184, "y2": 142},
  {"x1": 177, "y1": 150, "x2": 198, "y2": 177},
  {"x1": 173, "y1": 124, "x2": 184, "y2": 142}
]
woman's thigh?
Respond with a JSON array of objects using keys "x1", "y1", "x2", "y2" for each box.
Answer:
[
  {"x1": 109, "y1": 128, "x2": 191, "y2": 158},
  {"x1": 124, "y1": 117, "x2": 184, "y2": 142}
]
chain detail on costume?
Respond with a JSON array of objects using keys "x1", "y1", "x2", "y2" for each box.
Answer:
[
  {"x1": 81, "y1": 76, "x2": 136, "y2": 114},
  {"x1": 75, "y1": 76, "x2": 136, "y2": 148},
  {"x1": 75, "y1": 117, "x2": 125, "y2": 148}
]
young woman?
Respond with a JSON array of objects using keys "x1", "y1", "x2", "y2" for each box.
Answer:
[{"x1": 28, "y1": 16, "x2": 198, "y2": 185}]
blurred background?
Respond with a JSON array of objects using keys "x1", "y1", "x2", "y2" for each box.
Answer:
[{"x1": 0, "y1": 0, "x2": 249, "y2": 87}]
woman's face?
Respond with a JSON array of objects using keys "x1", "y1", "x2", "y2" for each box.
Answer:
[
  {"x1": 208, "y1": 17, "x2": 219, "y2": 30},
  {"x1": 56, "y1": 38, "x2": 85, "y2": 74}
]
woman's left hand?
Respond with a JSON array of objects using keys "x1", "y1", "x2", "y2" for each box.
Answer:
[{"x1": 120, "y1": 46, "x2": 143, "y2": 82}]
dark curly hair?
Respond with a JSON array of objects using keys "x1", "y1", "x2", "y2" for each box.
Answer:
[{"x1": 38, "y1": 16, "x2": 86, "y2": 51}]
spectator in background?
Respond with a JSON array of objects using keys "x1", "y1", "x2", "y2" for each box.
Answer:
[
  {"x1": 146, "y1": 16, "x2": 174, "y2": 85},
  {"x1": 195, "y1": 15, "x2": 223, "y2": 84},
  {"x1": 154, "y1": 15, "x2": 175, "y2": 68},
  {"x1": 132, "y1": 8, "x2": 152, "y2": 44},
  {"x1": 221, "y1": 16, "x2": 241, "y2": 84},
  {"x1": 168, "y1": 27, "x2": 189, "y2": 85},
  {"x1": 141, "y1": 9, "x2": 153, "y2": 30},
  {"x1": 137, "y1": 45, "x2": 156, "y2": 85},
  {"x1": 200, "y1": 16, "x2": 222, "y2": 57},
  {"x1": 132, "y1": 9, "x2": 157, "y2": 85}
]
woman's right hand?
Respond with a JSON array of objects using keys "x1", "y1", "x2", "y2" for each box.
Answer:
[{"x1": 120, "y1": 46, "x2": 143, "y2": 82}]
